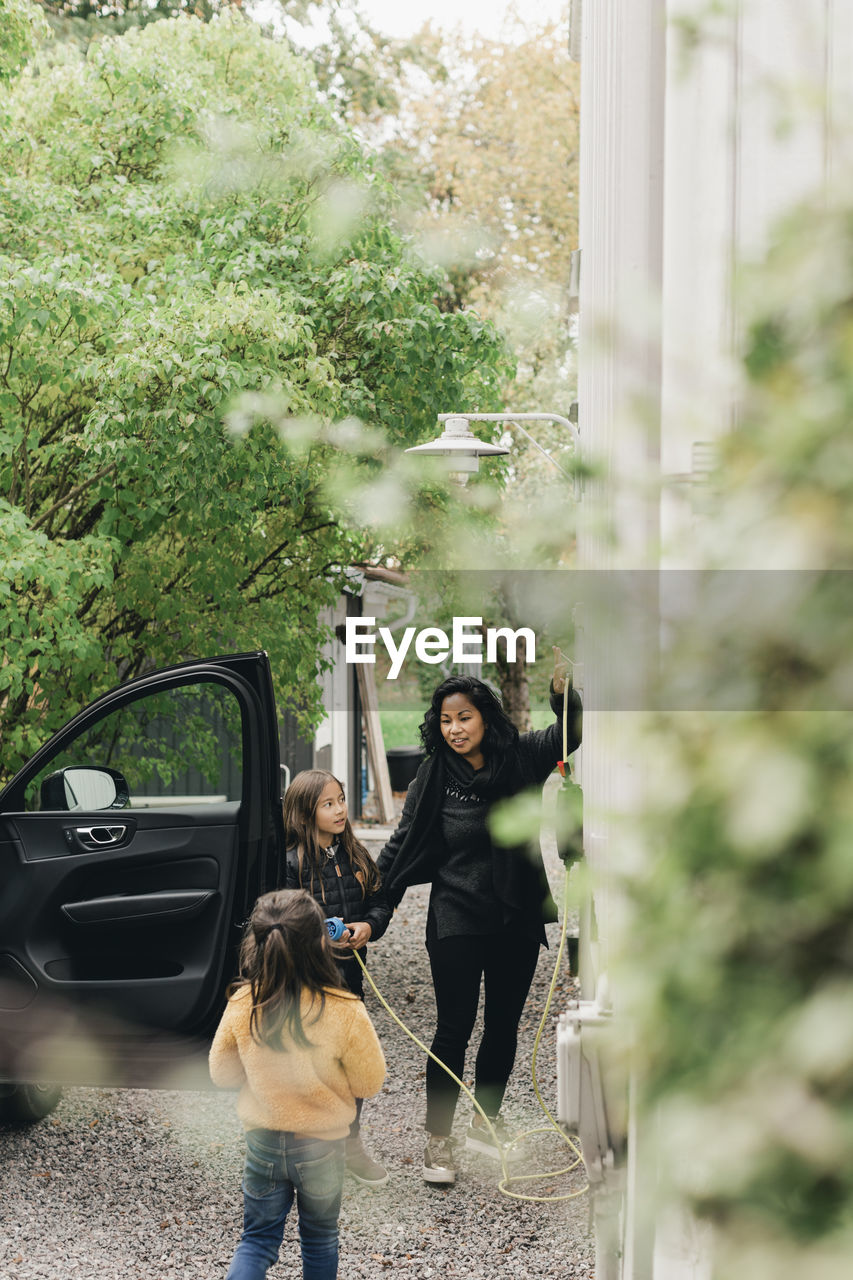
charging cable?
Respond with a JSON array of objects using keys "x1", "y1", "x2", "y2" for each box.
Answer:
[
  {"x1": 348, "y1": 879, "x2": 585, "y2": 1202},
  {"x1": 335, "y1": 872, "x2": 587, "y2": 1200}
]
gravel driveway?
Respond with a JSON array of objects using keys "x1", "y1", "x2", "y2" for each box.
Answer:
[{"x1": 1, "y1": 797, "x2": 594, "y2": 1280}]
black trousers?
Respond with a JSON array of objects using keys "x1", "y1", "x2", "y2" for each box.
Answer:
[{"x1": 424, "y1": 928, "x2": 541, "y2": 1137}]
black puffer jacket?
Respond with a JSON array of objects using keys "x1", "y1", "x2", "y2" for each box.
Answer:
[{"x1": 283, "y1": 845, "x2": 392, "y2": 942}]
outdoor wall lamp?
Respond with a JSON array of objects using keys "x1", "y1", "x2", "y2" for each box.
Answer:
[
  {"x1": 406, "y1": 412, "x2": 580, "y2": 490},
  {"x1": 404, "y1": 415, "x2": 509, "y2": 484}
]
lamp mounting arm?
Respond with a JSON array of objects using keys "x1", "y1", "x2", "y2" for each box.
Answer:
[{"x1": 438, "y1": 412, "x2": 579, "y2": 483}]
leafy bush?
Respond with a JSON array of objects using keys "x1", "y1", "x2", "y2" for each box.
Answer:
[{"x1": 624, "y1": 195, "x2": 853, "y2": 1277}]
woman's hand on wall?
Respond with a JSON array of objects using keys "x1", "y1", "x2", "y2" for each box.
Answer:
[{"x1": 552, "y1": 644, "x2": 572, "y2": 695}]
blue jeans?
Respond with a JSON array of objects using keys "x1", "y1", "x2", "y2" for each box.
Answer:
[{"x1": 225, "y1": 1129, "x2": 346, "y2": 1280}]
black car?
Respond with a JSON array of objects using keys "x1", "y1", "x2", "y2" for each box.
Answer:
[{"x1": 0, "y1": 652, "x2": 285, "y2": 1122}]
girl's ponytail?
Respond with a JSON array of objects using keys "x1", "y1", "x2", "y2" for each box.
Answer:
[{"x1": 231, "y1": 889, "x2": 345, "y2": 1050}]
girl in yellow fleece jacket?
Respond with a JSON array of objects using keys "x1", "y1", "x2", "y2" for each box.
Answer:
[{"x1": 210, "y1": 889, "x2": 386, "y2": 1280}]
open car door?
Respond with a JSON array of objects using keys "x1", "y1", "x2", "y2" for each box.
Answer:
[{"x1": 0, "y1": 652, "x2": 284, "y2": 1104}]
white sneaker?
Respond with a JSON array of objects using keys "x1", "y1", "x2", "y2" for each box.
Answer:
[
  {"x1": 422, "y1": 1134, "x2": 457, "y2": 1185},
  {"x1": 464, "y1": 1113, "x2": 519, "y2": 1162}
]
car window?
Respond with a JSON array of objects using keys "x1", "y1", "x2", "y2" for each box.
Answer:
[{"x1": 24, "y1": 681, "x2": 243, "y2": 812}]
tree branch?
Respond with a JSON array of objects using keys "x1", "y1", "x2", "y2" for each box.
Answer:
[
  {"x1": 238, "y1": 539, "x2": 292, "y2": 593},
  {"x1": 31, "y1": 462, "x2": 118, "y2": 532}
]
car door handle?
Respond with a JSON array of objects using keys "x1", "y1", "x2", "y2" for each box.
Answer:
[{"x1": 74, "y1": 825, "x2": 128, "y2": 849}]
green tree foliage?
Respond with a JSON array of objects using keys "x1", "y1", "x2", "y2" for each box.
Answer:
[
  {"x1": 624, "y1": 195, "x2": 853, "y2": 1276},
  {"x1": 0, "y1": 11, "x2": 510, "y2": 778},
  {"x1": 367, "y1": 6, "x2": 582, "y2": 732},
  {"x1": 0, "y1": 0, "x2": 50, "y2": 82},
  {"x1": 392, "y1": 7, "x2": 579, "y2": 421},
  {"x1": 287, "y1": 1, "x2": 443, "y2": 129},
  {"x1": 34, "y1": 0, "x2": 436, "y2": 128}
]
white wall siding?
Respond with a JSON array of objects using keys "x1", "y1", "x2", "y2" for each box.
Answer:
[
  {"x1": 660, "y1": 0, "x2": 853, "y2": 559},
  {"x1": 576, "y1": 0, "x2": 666, "y2": 1016},
  {"x1": 313, "y1": 600, "x2": 352, "y2": 786},
  {"x1": 573, "y1": 1, "x2": 849, "y2": 1276}
]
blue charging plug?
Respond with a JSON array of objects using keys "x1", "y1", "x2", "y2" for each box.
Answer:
[{"x1": 325, "y1": 917, "x2": 347, "y2": 941}]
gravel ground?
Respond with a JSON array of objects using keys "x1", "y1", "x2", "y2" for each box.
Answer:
[{"x1": 1, "y1": 787, "x2": 594, "y2": 1280}]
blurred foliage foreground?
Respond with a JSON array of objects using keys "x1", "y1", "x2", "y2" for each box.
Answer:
[{"x1": 623, "y1": 197, "x2": 853, "y2": 1278}]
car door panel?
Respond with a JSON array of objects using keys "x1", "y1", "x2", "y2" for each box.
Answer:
[
  {"x1": 0, "y1": 653, "x2": 284, "y2": 1086},
  {"x1": 60, "y1": 889, "x2": 215, "y2": 925},
  {"x1": 1, "y1": 796, "x2": 240, "y2": 1031}
]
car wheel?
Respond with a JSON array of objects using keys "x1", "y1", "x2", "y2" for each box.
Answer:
[{"x1": 0, "y1": 1082, "x2": 63, "y2": 1124}]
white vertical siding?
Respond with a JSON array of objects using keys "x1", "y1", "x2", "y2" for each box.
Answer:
[
  {"x1": 574, "y1": 1, "x2": 848, "y2": 1275},
  {"x1": 735, "y1": 1, "x2": 832, "y2": 260},
  {"x1": 660, "y1": 1, "x2": 739, "y2": 558},
  {"x1": 660, "y1": 0, "x2": 851, "y2": 560},
  {"x1": 580, "y1": 0, "x2": 851, "y2": 967},
  {"x1": 313, "y1": 600, "x2": 352, "y2": 785},
  {"x1": 827, "y1": 0, "x2": 853, "y2": 184},
  {"x1": 576, "y1": 0, "x2": 666, "y2": 1007}
]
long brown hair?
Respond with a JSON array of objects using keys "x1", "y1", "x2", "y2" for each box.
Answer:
[
  {"x1": 229, "y1": 889, "x2": 347, "y2": 1050},
  {"x1": 282, "y1": 769, "x2": 381, "y2": 901}
]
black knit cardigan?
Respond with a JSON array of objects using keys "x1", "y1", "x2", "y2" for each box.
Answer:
[{"x1": 376, "y1": 684, "x2": 582, "y2": 943}]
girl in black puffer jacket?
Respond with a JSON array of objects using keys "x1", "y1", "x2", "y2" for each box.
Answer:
[{"x1": 282, "y1": 769, "x2": 391, "y2": 1187}]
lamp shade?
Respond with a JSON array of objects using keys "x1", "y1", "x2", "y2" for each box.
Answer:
[{"x1": 404, "y1": 415, "x2": 510, "y2": 460}]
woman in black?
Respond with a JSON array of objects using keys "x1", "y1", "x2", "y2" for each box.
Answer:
[{"x1": 377, "y1": 650, "x2": 581, "y2": 1185}]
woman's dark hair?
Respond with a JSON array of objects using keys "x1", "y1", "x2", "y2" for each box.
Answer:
[
  {"x1": 282, "y1": 769, "x2": 381, "y2": 899},
  {"x1": 419, "y1": 675, "x2": 520, "y2": 758},
  {"x1": 228, "y1": 889, "x2": 346, "y2": 1050}
]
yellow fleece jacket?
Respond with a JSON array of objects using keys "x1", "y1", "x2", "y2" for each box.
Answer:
[{"x1": 209, "y1": 984, "x2": 386, "y2": 1139}]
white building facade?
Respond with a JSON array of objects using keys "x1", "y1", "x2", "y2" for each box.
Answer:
[{"x1": 569, "y1": 2, "x2": 853, "y2": 1276}]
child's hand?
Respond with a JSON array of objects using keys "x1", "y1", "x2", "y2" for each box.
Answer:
[{"x1": 343, "y1": 921, "x2": 372, "y2": 949}]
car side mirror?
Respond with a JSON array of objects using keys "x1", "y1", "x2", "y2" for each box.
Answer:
[{"x1": 39, "y1": 766, "x2": 130, "y2": 812}]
